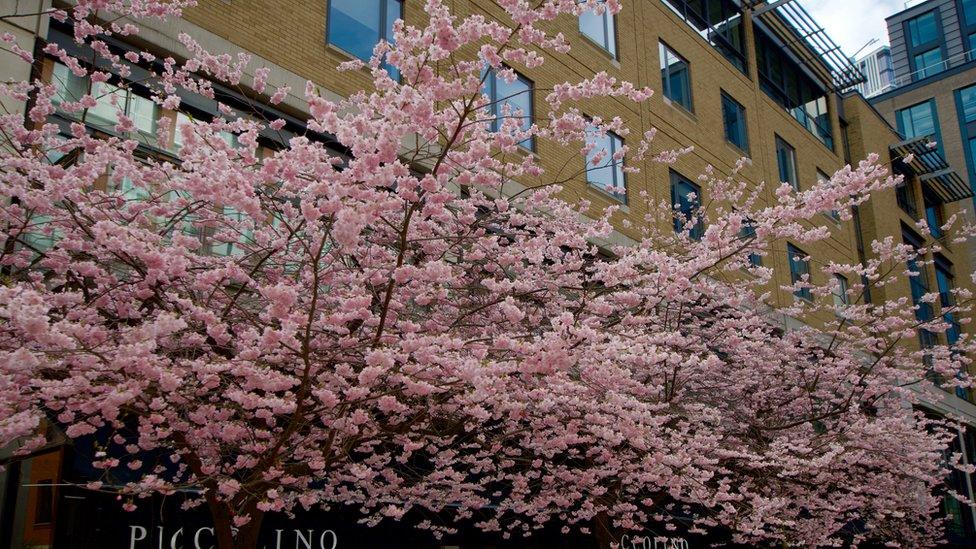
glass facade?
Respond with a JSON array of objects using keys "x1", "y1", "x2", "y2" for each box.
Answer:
[
  {"x1": 903, "y1": 9, "x2": 945, "y2": 81},
  {"x1": 754, "y1": 27, "x2": 833, "y2": 149},
  {"x1": 660, "y1": 42, "x2": 693, "y2": 111},
  {"x1": 897, "y1": 100, "x2": 943, "y2": 163},
  {"x1": 721, "y1": 92, "x2": 748, "y2": 152}
]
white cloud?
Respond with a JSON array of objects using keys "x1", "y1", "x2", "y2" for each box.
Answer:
[{"x1": 799, "y1": 0, "x2": 906, "y2": 58}]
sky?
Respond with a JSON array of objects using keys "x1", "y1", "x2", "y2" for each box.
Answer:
[{"x1": 800, "y1": 0, "x2": 908, "y2": 58}]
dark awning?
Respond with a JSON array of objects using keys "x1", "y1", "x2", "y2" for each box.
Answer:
[{"x1": 891, "y1": 137, "x2": 973, "y2": 204}]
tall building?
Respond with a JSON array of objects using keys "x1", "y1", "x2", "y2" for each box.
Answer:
[
  {"x1": 870, "y1": 0, "x2": 976, "y2": 209},
  {"x1": 852, "y1": 45, "x2": 895, "y2": 97},
  {"x1": 1, "y1": 0, "x2": 976, "y2": 547}
]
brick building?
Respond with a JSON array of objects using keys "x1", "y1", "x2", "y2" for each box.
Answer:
[{"x1": 2, "y1": 0, "x2": 976, "y2": 547}]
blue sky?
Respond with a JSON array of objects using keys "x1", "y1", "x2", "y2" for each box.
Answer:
[{"x1": 801, "y1": 0, "x2": 907, "y2": 57}]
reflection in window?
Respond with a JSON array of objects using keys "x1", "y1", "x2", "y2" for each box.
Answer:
[
  {"x1": 776, "y1": 136, "x2": 798, "y2": 191},
  {"x1": 51, "y1": 62, "x2": 158, "y2": 136},
  {"x1": 660, "y1": 0, "x2": 745, "y2": 72},
  {"x1": 326, "y1": 0, "x2": 402, "y2": 77},
  {"x1": 787, "y1": 243, "x2": 812, "y2": 301},
  {"x1": 721, "y1": 92, "x2": 748, "y2": 152},
  {"x1": 659, "y1": 42, "x2": 692, "y2": 111}
]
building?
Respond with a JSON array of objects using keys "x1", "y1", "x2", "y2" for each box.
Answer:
[
  {"x1": 1, "y1": 0, "x2": 976, "y2": 547},
  {"x1": 852, "y1": 45, "x2": 895, "y2": 98},
  {"x1": 870, "y1": 0, "x2": 976, "y2": 210}
]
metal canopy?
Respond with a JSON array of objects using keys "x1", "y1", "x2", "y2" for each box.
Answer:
[
  {"x1": 745, "y1": 0, "x2": 866, "y2": 91},
  {"x1": 891, "y1": 137, "x2": 974, "y2": 203}
]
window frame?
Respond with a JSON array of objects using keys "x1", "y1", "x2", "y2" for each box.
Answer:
[
  {"x1": 776, "y1": 135, "x2": 799, "y2": 191},
  {"x1": 660, "y1": 0, "x2": 747, "y2": 73},
  {"x1": 721, "y1": 91, "x2": 749, "y2": 153},
  {"x1": 659, "y1": 41, "x2": 693, "y2": 112},
  {"x1": 955, "y1": 84, "x2": 976, "y2": 191},
  {"x1": 896, "y1": 99, "x2": 944, "y2": 158},
  {"x1": 832, "y1": 273, "x2": 850, "y2": 313}
]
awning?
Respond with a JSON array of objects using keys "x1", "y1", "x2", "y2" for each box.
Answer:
[{"x1": 891, "y1": 137, "x2": 974, "y2": 204}]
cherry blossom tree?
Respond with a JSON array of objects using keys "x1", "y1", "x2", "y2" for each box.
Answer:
[{"x1": 0, "y1": 0, "x2": 973, "y2": 547}]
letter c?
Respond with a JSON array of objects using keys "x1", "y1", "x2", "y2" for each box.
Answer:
[{"x1": 194, "y1": 527, "x2": 214, "y2": 549}]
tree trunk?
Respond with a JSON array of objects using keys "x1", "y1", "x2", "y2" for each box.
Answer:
[
  {"x1": 594, "y1": 512, "x2": 618, "y2": 549},
  {"x1": 207, "y1": 497, "x2": 265, "y2": 549}
]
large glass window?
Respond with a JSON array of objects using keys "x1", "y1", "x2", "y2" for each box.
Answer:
[
  {"x1": 897, "y1": 100, "x2": 944, "y2": 164},
  {"x1": 326, "y1": 0, "x2": 402, "y2": 75},
  {"x1": 818, "y1": 169, "x2": 840, "y2": 221},
  {"x1": 483, "y1": 68, "x2": 534, "y2": 150},
  {"x1": 740, "y1": 221, "x2": 762, "y2": 267},
  {"x1": 585, "y1": 126, "x2": 626, "y2": 202},
  {"x1": 721, "y1": 91, "x2": 748, "y2": 152},
  {"x1": 670, "y1": 171, "x2": 704, "y2": 241},
  {"x1": 51, "y1": 62, "x2": 158, "y2": 137},
  {"x1": 754, "y1": 27, "x2": 833, "y2": 149},
  {"x1": 935, "y1": 255, "x2": 960, "y2": 345},
  {"x1": 579, "y1": 1, "x2": 617, "y2": 57},
  {"x1": 660, "y1": 42, "x2": 692, "y2": 111},
  {"x1": 660, "y1": 0, "x2": 746, "y2": 73},
  {"x1": 904, "y1": 228, "x2": 937, "y2": 347},
  {"x1": 957, "y1": 85, "x2": 976, "y2": 189},
  {"x1": 903, "y1": 10, "x2": 945, "y2": 80},
  {"x1": 776, "y1": 136, "x2": 799, "y2": 191},
  {"x1": 961, "y1": 0, "x2": 976, "y2": 26},
  {"x1": 832, "y1": 274, "x2": 850, "y2": 314},
  {"x1": 787, "y1": 243, "x2": 812, "y2": 301}
]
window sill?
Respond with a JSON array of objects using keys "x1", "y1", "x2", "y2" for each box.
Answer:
[
  {"x1": 586, "y1": 183, "x2": 629, "y2": 212},
  {"x1": 324, "y1": 43, "x2": 372, "y2": 74},
  {"x1": 663, "y1": 97, "x2": 696, "y2": 121},
  {"x1": 724, "y1": 140, "x2": 750, "y2": 159},
  {"x1": 577, "y1": 32, "x2": 621, "y2": 69}
]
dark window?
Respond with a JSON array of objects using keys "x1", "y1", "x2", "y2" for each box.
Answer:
[
  {"x1": 776, "y1": 136, "x2": 798, "y2": 191},
  {"x1": 660, "y1": 0, "x2": 746, "y2": 73},
  {"x1": 924, "y1": 189, "x2": 945, "y2": 238},
  {"x1": 579, "y1": 1, "x2": 617, "y2": 57},
  {"x1": 660, "y1": 42, "x2": 692, "y2": 111},
  {"x1": 34, "y1": 480, "x2": 53, "y2": 525},
  {"x1": 963, "y1": 0, "x2": 976, "y2": 26},
  {"x1": 903, "y1": 10, "x2": 946, "y2": 81},
  {"x1": 483, "y1": 68, "x2": 535, "y2": 150},
  {"x1": 754, "y1": 27, "x2": 833, "y2": 149},
  {"x1": 959, "y1": 1, "x2": 976, "y2": 61},
  {"x1": 671, "y1": 170, "x2": 704, "y2": 241},
  {"x1": 787, "y1": 243, "x2": 812, "y2": 301},
  {"x1": 326, "y1": 0, "x2": 402, "y2": 76},
  {"x1": 957, "y1": 85, "x2": 976, "y2": 188},
  {"x1": 896, "y1": 179, "x2": 920, "y2": 219},
  {"x1": 585, "y1": 126, "x2": 626, "y2": 202},
  {"x1": 721, "y1": 92, "x2": 748, "y2": 152}
]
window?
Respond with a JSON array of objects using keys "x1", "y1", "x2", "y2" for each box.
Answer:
[
  {"x1": 483, "y1": 68, "x2": 535, "y2": 150},
  {"x1": 721, "y1": 92, "x2": 748, "y2": 152},
  {"x1": 659, "y1": 42, "x2": 692, "y2": 111},
  {"x1": 961, "y1": 0, "x2": 976, "y2": 26},
  {"x1": 935, "y1": 255, "x2": 960, "y2": 345},
  {"x1": 896, "y1": 100, "x2": 942, "y2": 158},
  {"x1": 740, "y1": 220, "x2": 762, "y2": 267},
  {"x1": 914, "y1": 48, "x2": 945, "y2": 79},
  {"x1": 817, "y1": 169, "x2": 840, "y2": 221},
  {"x1": 326, "y1": 0, "x2": 402, "y2": 75},
  {"x1": 959, "y1": 1, "x2": 976, "y2": 60},
  {"x1": 924, "y1": 189, "x2": 945, "y2": 238},
  {"x1": 584, "y1": 126, "x2": 626, "y2": 202},
  {"x1": 51, "y1": 62, "x2": 158, "y2": 136},
  {"x1": 787, "y1": 243, "x2": 812, "y2": 301},
  {"x1": 776, "y1": 136, "x2": 798, "y2": 191},
  {"x1": 832, "y1": 274, "x2": 850, "y2": 313},
  {"x1": 903, "y1": 227, "x2": 937, "y2": 347},
  {"x1": 671, "y1": 171, "x2": 704, "y2": 240},
  {"x1": 970, "y1": 33, "x2": 976, "y2": 61},
  {"x1": 896, "y1": 179, "x2": 920, "y2": 219},
  {"x1": 660, "y1": 0, "x2": 746, "y2": 73},
  {"x1": 903, "y1": 10, "x2": 945, "y2": 81},
  {"x1": 754, "y1": 27, "x2": 833, "y2": 149},
  {"x1": 579, "y1": 1, "x2": 617, "y2": 57}
]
